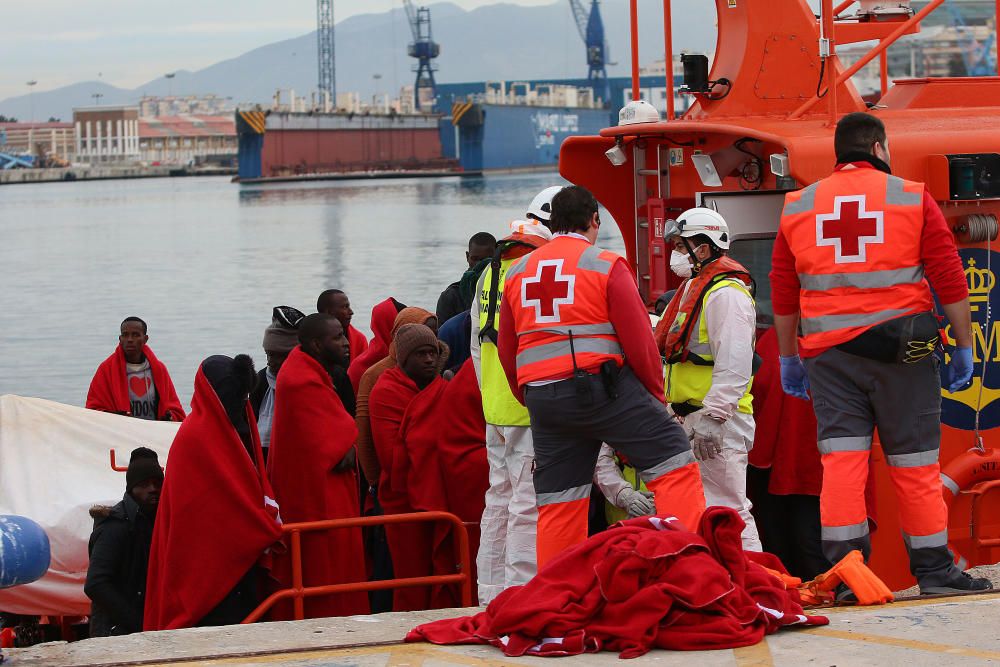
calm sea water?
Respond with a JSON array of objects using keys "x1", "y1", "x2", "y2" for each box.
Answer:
[{"x1": 0, "y1": 174, "x2": 624, "y2": 407}]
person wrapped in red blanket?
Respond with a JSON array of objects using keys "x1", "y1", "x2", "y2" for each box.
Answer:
[
  {"x1": 268, "y1": 314, "x2": 369, "y2": 618},
  {"x1": 348, "y1": 297, "x2": 407, "y2": 391},
  {"x1": 399, "y1": 357, "x2": 490, "y2": 607},
  {"x1": 144, "y1": 355, "x2": 281, "y2": 630},
  {"x1": 407, "y1": 507, "x2": 827, "y2": 658},
  {"x1": 749, "y1": 327, "x2": 878, "y2": 580},
  {"x1": 86, "y1": 316, "x2": 185, "y2": 421},
  {"x1": 369, "y1": 323, "x2": 450, "y2": 611}
]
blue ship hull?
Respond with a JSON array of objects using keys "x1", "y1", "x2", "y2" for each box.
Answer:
[{"x1": 440, "y1": 103, "x2": 613, "y2": 172}]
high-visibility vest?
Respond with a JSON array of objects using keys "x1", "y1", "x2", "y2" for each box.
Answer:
[
  {"x1": 504, "y1": 235, "x2": 627, "y2": 386},
  {"x1": 664, "y1": 278, "x2": 755, "y2": 414},
  {"x1": 479, "y1": 256, "x2": 531, "y2": 426},
  {"x1": 780, "y1": 166, "x2": 934, "y2": 353}
]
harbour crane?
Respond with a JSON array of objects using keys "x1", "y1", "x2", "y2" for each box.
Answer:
[
  {"x1": 944, "y1": 0, "x2": 997, "y2": 76},
  {"x1": 567, "y1": 0, "x2": 610, "y2": 103},
  {"x1": 317, "y1": 0, "x2": 336, "y2": 101},
  {"x1": 403, "y1": 0, "x2": 440, "y2": 112}
]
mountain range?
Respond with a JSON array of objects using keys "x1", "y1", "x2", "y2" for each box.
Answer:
[{"x1": 0, "y1": 0, "x2": 716, "y2": 122}]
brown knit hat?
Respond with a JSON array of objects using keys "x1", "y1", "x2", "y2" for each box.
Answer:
[{"x1": 394, "y1": 323, "x2": 440, "y2": 367}]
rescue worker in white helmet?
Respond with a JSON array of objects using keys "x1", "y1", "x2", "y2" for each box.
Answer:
[
  {"x1": 470, "y1": 185, "x2": 561, "y2": 603},
  {"x1": 654, "y1": 207, "x2": 762, "y2": 551}
]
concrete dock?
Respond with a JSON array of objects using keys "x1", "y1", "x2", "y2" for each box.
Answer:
[{"x1": 8, "y1": 593, "x2": 1000, "y2": 667}]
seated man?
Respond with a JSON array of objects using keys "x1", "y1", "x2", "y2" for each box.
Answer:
[
  {"x1": 85, "y1": 447, "x2": 163, "y2": 636},
  {"x1": 86, "y1": 317, "x2": 185, "y2": 421},
  {"x1": 317, "y1": 289, "x2": 369, "y2": 359},
  {"x1": 144, "y1": 355, "x2": 281, "y2": 630}
]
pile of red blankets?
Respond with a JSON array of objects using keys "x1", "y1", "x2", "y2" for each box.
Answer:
[{"x1": 406, "y1": 507, "x2": 827, "y2": 658}]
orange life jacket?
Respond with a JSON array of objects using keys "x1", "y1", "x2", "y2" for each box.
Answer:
[
  {"x1": 504, "y1": 235, "x2": 627, "y2": 387},
  {"x1": 780, "y1": 166, "x2": 934, "y2": 353},
  {"x1": 655, "y1": 255, "x2": 753, "y2": 363}
]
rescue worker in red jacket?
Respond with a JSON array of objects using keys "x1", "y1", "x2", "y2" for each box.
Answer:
[
  {"x1": 771, "y1": 111, "x2": 991, "y2": 595},
  {"x1": 656, "y1": 208, "x2": 761, "y2": 551},
  {"x1": 497, "y1": 185, "x2": 706, "y2": 567}
]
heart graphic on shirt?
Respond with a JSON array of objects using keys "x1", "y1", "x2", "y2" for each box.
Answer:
[{"x1": 130, "y1": 376, "x2": 152, "y2": 397}]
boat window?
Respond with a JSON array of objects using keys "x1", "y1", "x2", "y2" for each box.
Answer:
[{"x1": 729, "y1": 236, "x2": 775, "y2": 328}]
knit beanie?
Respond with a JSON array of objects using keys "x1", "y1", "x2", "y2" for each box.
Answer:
[
  {"x1": 394, "y1": 323, "x2": 439, "y2": 367},
  {"x1": 126, "y1": 447, "x2": 163, "y2": 491},
  {"x1": 262, "y1": 306, "x2": 304, "y2": 357}
]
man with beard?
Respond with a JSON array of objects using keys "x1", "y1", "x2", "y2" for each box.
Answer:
[
  {"x1": 86, "y1": 447, "x2": 163, "y2": 636},
  {"x1": 268, "y1": 313, "x2": 369, "y2": 618}
]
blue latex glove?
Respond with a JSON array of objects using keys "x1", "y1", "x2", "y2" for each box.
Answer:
[
  {"x1": 779, "y1": 354, "x2": 810, "y2": 401},
  {"x1": 947, "y1": 346, "x2": 974, "y2": 393}
]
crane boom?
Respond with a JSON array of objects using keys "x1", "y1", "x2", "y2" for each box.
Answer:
[
  {"x1": 566, "y1": 0, "x2": 610, "y2": 102},
  {"x1": 317, "y1": 0, "x2": 335, "y2": 98}
]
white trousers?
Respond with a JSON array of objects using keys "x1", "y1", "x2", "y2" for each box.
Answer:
[
  {"x1": 477, "y1": 424, "x2": 538, "y2": 604},
  {"x1": 683, "y1": 410, "x2": 762, "y2": 551}
]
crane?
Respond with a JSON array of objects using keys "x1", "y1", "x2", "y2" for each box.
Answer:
[
  {"x1": 567, "y1": 0, "x2": 610, "y2": 103},
  {"x1": 317, "y1": 0, "x2": 336, "y2": 101},
  {"x1": 403, "y1": 0, "x2": 440, "y2": 112},
  {"x1": 944, "y1": 0, "x2": 996, "y2": 77}
]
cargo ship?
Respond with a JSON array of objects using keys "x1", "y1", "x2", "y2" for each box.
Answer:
[{"x1": 235, "y1": 75, "x2": 683, "y2": 183}]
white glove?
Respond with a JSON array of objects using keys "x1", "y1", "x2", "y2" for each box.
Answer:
[
  {"x1": 690, "y1": 415, "x2": 725, "y2": 461},
  {"x1": 620, "y1": 488, "x2": 656, "y2": 518}
]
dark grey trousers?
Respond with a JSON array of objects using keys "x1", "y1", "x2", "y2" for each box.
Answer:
[
  {"x1": 805, "y1": 347, "x2": 960, "y2": 588},
  {"x1": 524, "y1": 366, "x2": 694, "y2": 508}
]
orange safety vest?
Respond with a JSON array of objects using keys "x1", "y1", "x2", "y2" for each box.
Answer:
[
  {"x1": 504, "y1": 235, "x2": 627, "y2": 386},
  {"x1": 780, "y1": 166, "x2": 934, "y2": 353},
  {"x1": 655, "y1": 254, "x2": 753, "y2": 362}
]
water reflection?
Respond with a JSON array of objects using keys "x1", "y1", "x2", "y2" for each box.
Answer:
[{"x1": 0, "y1": 173, "x2": 624, "y2": 407}]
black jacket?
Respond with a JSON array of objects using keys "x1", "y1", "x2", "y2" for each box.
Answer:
[{"x1": 85, "y1": 493, "x2": 154, "y2": 636}]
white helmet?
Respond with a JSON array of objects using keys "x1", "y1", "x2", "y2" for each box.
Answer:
[
  {"x1": 526, "y1": 186, "x2": 563, "y2": 222},
  {"x1": 671, "y1": 207, "x2": 731, "y2": 250}
]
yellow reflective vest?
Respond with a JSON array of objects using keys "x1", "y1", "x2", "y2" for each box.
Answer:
[
  {"x1": 479, "y1": 257, "x2": 531, "y2": 426},
  {"x1": 664, "y1": 278, "x2": 755, "y2": 414}
]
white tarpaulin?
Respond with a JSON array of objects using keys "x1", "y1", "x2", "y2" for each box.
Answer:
[{"x1": 0, "y1": 395, "x2": 179, "y2": 616}]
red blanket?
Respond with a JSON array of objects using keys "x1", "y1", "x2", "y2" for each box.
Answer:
[
  {"x1": 401, "y1": 359, "x2": 488, "y2": 594},
  {"x1": 748, "y1": 328, "x2": 822, "y2": 496},
  {"x1": 349, "y1": 298, "x2": 400, "y2": 391},
  {"x1": 143, "y1": 369, "x2": 280, "y2": 630},
  {"x1": 268, "y1": 346, "x2": 369, "y2": 618},
  {"x1": 86, "y1": 345, "x2": 186, "y2": 421},
  {"x1": 406, "y1": 507, "x2": 827, "y2": 658},
  {"x1": 348, "y1": 324, "x2": 369, "y2": 360},
  {"x1": 750, "y1": 329, "x2": 878, "y2": 522},
  {"x1": 369, "y1": 366, "x2": 442, "y2": 610}
]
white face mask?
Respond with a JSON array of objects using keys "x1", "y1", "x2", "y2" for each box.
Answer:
[{"x1": 670, "y1": 250, "x2": 693, "y2": 278}]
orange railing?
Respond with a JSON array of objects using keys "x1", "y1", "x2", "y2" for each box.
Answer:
[{"x1": 242, "y1": 511, "x2": 472, "y2": 623}]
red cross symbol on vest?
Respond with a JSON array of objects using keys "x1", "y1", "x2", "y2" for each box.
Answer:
[
  {"x1": 815, "y1": 194, "x2": 884, "y2": 264},
  {"x1": 521, "y1": 259, "x2": 576, "y2": 324}
]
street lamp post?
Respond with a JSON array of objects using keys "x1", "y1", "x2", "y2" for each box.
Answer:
[
  {"x1": 373, "y1": 73, "x2": 383, "y2": 111},
  {"x1": 26, "y1": 80, "x2": 37, "y2": 157}
]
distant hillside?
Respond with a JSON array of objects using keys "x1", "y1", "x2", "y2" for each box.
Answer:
[{"x1": 0, "y1": 0, "x2": 715, "y2": 122}]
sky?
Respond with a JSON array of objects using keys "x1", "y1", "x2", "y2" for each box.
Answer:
[{"x1": 0, "y1": 0, "x2": 555, "y2": 100}]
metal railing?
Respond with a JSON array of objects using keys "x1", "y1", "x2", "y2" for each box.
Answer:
[{"x1": 242, "y1": 511, "x2": 472, "y2": 623}]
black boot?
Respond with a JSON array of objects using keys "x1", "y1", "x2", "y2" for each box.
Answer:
[{"x1": 920, "y1": 570, "x2": 993, "y2": 596}]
